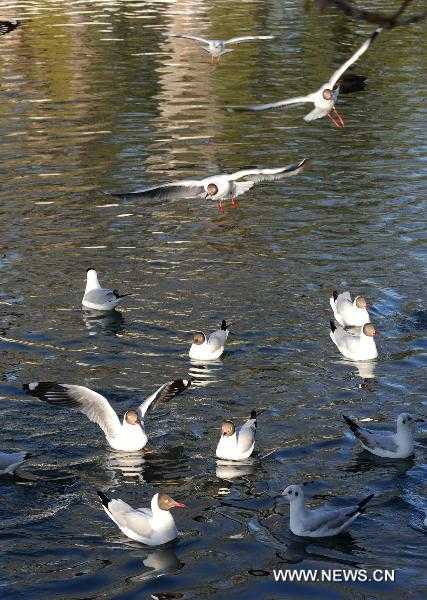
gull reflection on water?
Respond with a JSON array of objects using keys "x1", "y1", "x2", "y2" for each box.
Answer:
[
  {"x1": 106, "y1": 450, "x2": 146, "y2": 480},
  {"x1": 142, "y1": 546, "x2": 183, "y2": 574},
  {"x1": 216, "y1": 458, "x2": 256, "y2": 481},
  {"x1": 188, "y1": 358, "x2": 224, "y2": 388},
  {"x1": 82, "y1": 308, "x2": 124, "y2": 336}
]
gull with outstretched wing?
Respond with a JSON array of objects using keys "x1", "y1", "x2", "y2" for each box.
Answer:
[
  {"x1": 171, "y1": 33, "x2": 274, "y2": 63},
  {"x1": 23, "y1": 379, "x2": 191, "y2": 452},
  {"x1": 110, "y1": 159, "x2": 308, "y2": 213},
  {"x1": 229, "y1": 28, "x2": 381, "y2": 127}
]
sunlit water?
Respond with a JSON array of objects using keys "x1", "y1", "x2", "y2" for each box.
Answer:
[{"x1": 0, "y1": 1, "x2": 426, "y2": 599}]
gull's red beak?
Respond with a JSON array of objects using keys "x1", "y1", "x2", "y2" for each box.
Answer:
[{"x1": 172, "y1": 500, "x2": 187, "y2": 509}]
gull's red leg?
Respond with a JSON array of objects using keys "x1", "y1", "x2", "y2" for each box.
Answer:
[
  {"x1": 217, "y1": 200, "x2": 225, "y2": 213},
  {"x1": 333, "y1": 108, "x2": 345, "y2": 128},
  {"x1": 327, "y1": 111, "x2": 344, "y2": 129},
  {"x1": 231, "y1": 196, "x2": 239, "y2": 208}
]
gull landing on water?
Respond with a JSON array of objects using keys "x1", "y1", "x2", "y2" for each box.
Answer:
[
  {"x1": 171, "y1": 33, "x2": 274, "y2": 63},
  {"x1": 229, "y1": 28, "x2": 381, "y2": 128},
  {"x1": 282, "y1": 484, "x2": 374, "y2": 538},
  {"x1": 216, "y1": 411, "x2": 257, "y2": 461},
  {"x1": 330, "y1": 290, "x2": 370, "y2": 328},
  {"x1": 110, "y1": 159, "x2": 308, "y2": 213},
  {"x1": 98, "y1": 491, "x2": 186, "y2": 545},
  {"x1": 330, "y1": 321, "x2": 378, "y2": 361},
  {"x1": 343, "y1": 413, "x2": 424, "y2": 459},
  {"x1": 189, "y1": 320, "x2": 229, "y2": 360},
  {"x1": 23, "y1": 379, "x2": 191, "y2": 452},
  {"x1": 83, "y1": 268, "x2": 131, "y2": 311}
]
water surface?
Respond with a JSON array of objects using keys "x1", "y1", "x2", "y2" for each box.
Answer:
[{"x1": 0, "y1": 1, "x2": 426, "y2": 599}]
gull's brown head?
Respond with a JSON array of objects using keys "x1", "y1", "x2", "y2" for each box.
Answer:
[
  {"x1": 355, "y1": 295, "x2": 368, "y2": 309},
  {"x1": 192, "y1": 332, "x2": 206, "y2": 345},
  {"x1": 158, "y1": 493, "x2": 187, "y2": 510},
  {"x1": 221, "y1": 420, "x2": 235, "y2": 436},
  {"x1": 125, "y1": 410, "x2": 139, "y2": 425},
  {"x1": 322, "y1": 88, "x2": 333, "y2": 101},
  {"x1": 206, "y1": 183, "x2": 219, "y2": 198},
  {"x1": 363, "y1": 323, "x2": 377, "y2": 337}
]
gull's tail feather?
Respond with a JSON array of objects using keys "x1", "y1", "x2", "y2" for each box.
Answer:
[
  {"x1": 330, "y1": 320, "x2": 337, "y2": 332},
  {"x1": 221, "y1": 320, "x2": 227, "y2": 331},
  {"x1": 332, "y1": 290, "x2": 338, "y2": 302}
]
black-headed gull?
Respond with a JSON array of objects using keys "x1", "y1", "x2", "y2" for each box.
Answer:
[
  {"x1": 98, "y1": 491, "x2": 186, "y2": 545},
  {"x1": 0, "y1": 20, "x2": 20, "y2": 36},
  {"x1": 282, "y1": 484, "x2": 374, "y2": 537},
  {"x1": 330, "y1": 321, "x2": 378, "y2": 360},
  {"x1": 23, "y1": 379, "x2": 191, "y2": 452},
  {"x1": 0, "y1": 451, "x2": 30, "y2": 475},
  {"x1": 229, "y1": 28, "x2": 381, "y2": 127},
  {"x1": 171, "y1": 33, "x2": 274, "y2": 63},
  {"x1": 343, "y1": 413, "x2": 424, "y2": 459},
  {"x1": 189, "y1": 320, "x2": 229, "y2": 360},
  {"x1": 82, "y1": 268, "x2": 131, "y2": 312},
  {"x1": 216, "y1": 410, "x2": 257, "y2": 460},
  {"x1": 330, "y1": 290, "x2": 370, "y2": 327},
  {"x1": 111, "y1": 159, "x2": 308, "y2": 213}
]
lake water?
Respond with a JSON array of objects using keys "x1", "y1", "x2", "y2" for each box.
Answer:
[{"x1": 0, "y1": 1, "x2": 426, "y2": 599}]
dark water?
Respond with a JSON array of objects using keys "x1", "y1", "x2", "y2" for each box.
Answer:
[{"x1": 0, "y1": 1, "x2": 426, "y2": 598}]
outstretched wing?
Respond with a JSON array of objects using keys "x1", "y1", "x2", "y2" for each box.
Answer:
[
  {"x1": 329, "y1": 28, "x2": 381, "y2": 88},
  {"x1": 109, "y1": 180, "x2": 205, "y2": 201},
  {"x1": 23, "y1": 382, "x2": 122, "y2": 438},
  {"x1": 230, "y1": 159, "x2": 308, "y2": 183},
  {"x1": 171, "y1": 33, "x2": 210, "y2": 45},
  {"x1": 228, "y1": 94, "x2": 315, "y2": 112},
  {"x1": 225, "y1": 35, "x2": 274, "y2": 45},
  {"x1": 137, "y1": 379, "x2": 191, "y2": 420}
]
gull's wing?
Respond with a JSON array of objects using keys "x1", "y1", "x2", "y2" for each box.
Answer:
[
  {"x1": 83, "y1": 288, "x2": 116, "y2": 304},
  {"x1": 230, "y1": 159, "x2": 308, "y2": 182},
  {"x1": 137, "y1": 379, "x2": 191, "y2": 420},
  {"x1": 23, "y1": 382, "x2": 122, "y2": 438},
  {"x1": 229, "y1": 94, "x2": 315, "y2": 112},
  {"x1": 328, "y1": 28, "x2": 381, "y2": 88},
  {"x1": 343, "y1": 416, "x2": 398, "y2": 453},
  {"x1": 110, "y1": 180, "x2": 206, "y2": 201},
  {"x1": 98, "y1": 493, "x2": 153, "y2": 538},
  {"x1": 304, "y1": 505, "x2": 359, "y2": 533},
  {"x1": 335, "y1": 291, "x2": 352, "y2": 312},
  {"x1": 207, "y1": 328, "x2": 228, "y2": 351},
  {"x1": 224, "y1": 35, "x2": 274, "y2": 45},
  {"x1": 171, "y1": 33, "x2": 210, "y2": 45},
  {"x1": 237, "y1": 412, "x2": 257, "y2": 454},
  {"x1": 304, "y1": 494, "x2": 373, "y2": 533}
]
